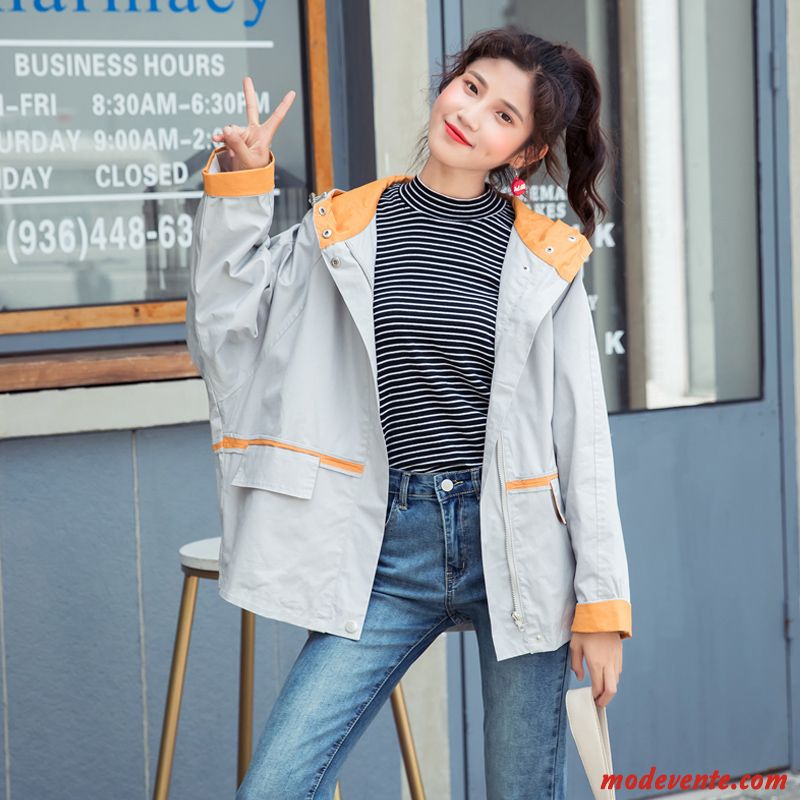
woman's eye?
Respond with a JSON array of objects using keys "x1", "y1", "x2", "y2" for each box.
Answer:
[{"x1": 464, "y1": 80, "x2": 512, "y2": 123}]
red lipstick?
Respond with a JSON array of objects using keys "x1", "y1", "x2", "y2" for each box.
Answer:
[{"x1": 445, "y1": 121, "x2": 471, "y2": 146}]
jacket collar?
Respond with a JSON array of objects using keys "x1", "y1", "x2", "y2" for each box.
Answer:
[{"x1": 311, "y1": 174, "x2": 593, "y2": 282}]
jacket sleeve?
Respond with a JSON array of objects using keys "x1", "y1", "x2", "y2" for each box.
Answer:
[
  {"x1": 551, "y1": 264, "x2": 632, "y2": 639},
  {"x1": 185, "y1": 144, "x2": 292, "y2": 402}
]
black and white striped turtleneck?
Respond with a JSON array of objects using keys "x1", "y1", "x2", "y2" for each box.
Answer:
[{"x1": 373, "y1": 173, "x2": 516, "y2": 473}]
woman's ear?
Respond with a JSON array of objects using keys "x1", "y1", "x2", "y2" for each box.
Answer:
[{"x1": 509, "y1": 142, "x2": 548, "y2": 172}]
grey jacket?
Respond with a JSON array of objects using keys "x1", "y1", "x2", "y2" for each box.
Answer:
[{"x1": 185, "y1": 145, "x2": 632, "y2": 662}]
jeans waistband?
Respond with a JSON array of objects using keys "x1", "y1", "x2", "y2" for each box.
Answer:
[{"x1": 387, "y1": 465, "x2": 482, "y2": 502}]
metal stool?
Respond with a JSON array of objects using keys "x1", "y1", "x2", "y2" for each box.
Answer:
[{"x1": 152, "y1": 536, "x2": 433, "y2": 799}]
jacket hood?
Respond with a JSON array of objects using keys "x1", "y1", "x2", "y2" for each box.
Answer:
[{"x1": 312, "y1": 174, "x2": 594, "y2": 283}]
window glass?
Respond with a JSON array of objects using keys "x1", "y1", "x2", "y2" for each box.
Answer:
[
  {"x1": 461, "y1": 0, "x2": 761, "y2": 410},
  {"x1": 0, "y1": 0, "x2": 308, "y2": 314}
]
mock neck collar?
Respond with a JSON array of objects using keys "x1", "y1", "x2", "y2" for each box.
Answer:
[{"x1": 397, "y1": 174, "x2": 509, "y2": 220}]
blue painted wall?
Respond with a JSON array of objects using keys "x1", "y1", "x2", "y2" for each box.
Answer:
[
  {"x1": 0, "y1": 1, "x2": 418, "y2": 797},
  {"x1": 0, "y1": 423, "x2": 404, "y2": 799}
]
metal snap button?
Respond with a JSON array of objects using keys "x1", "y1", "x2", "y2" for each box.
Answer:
[
  {"x1": 522, "y1": 264, "x2": 529, "y2": 271},
  {"x1": 318, "y1": 206, "x2": 327, "y2": 215},
  {"x1": 345, "y1": 620, "x2": 358, "y2": 633},
  {"x1": 535, "y1": 633, "x2": 542, "y2": 640},
  {"x1": 544, "y1": 245, "x2": 554, "y2": 253},
  {"x1": 441, "y1": 478, "x2": 454, "y2": 491},
  {"x1": 322, "y1": 229, "x2": 332, "y2": 238},
  {"x1": 567, "y1": 234, "x2": 577, "y2": 241},
  {"x1": 330, "y1": 257, "x2": 340, "y2": 267}
]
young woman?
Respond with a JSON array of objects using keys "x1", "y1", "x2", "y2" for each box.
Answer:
[{"x1": 189, "y1": 24, "x2": 631, "y2": 800}]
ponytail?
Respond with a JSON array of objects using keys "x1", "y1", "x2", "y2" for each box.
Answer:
[{"x1": 558, "y1": 45, "x2": 614, "y2": 240}]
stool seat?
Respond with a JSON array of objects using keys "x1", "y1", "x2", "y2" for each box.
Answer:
[{"x1": 179, "y1": 537, "x2": 221, "y2": 572}]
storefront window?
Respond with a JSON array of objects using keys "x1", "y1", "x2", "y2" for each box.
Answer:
[
  {"x1": 461, "y1": 0, "x2": 761, "y2": 411},
  {"x1": 0, "y1": 0, "x2": 309, "y2": 316}
]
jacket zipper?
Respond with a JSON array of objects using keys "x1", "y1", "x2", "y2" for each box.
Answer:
[
  {"x1": 496, "y1": 432, "x2": 525, "y2": 631},
  {"x1": 308, "y1": 190, "x2": 330, "y2": 206}
]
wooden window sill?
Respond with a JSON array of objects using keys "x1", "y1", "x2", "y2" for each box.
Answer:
[{"x1": 0, "y1": 343, "x2": 200, "y2": 393}]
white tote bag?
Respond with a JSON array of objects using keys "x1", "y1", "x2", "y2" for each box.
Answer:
[{"x1": 565, "y1": 686, "x2": 616, "y2": 800}]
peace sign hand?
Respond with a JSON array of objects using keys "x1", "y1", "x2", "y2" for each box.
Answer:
[{"x1": 211, "y1": 77, "x2": 296, "y2": 172}]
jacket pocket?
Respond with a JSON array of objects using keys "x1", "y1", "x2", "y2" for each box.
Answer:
[
  {"x1": 231, "y1": 442, "x2": 321, "y2": 499},
  {"x1": 506, "y1": 470, "x2": 566, "y2": 525},
  {"x1": 549, "y1": 476, "x2": 567, "y2": 525}
]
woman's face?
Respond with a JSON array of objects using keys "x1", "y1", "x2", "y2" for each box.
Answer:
[{"x1": 427, "y1": 56, "x2": 542, "y2": 177}]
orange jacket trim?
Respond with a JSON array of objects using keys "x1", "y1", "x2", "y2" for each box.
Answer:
[
  {"x1": 212, "y1": 436, "x2": 364, "y2": 475},
  {"x1": 571, "y1": 599, "x2": 632, "y2": 639},
  {"x1": 506, "y1": 472, "x2": 559, "y2": 490},
  {"x1": 202, "y1": 145, "x2": 276, "y2": 197}
]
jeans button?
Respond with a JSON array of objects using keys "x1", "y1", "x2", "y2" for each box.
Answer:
[{"x1": 441, "y1": 478, "x2": 454, "y2": 491}]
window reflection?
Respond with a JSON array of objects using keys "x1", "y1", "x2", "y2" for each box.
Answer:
[
  {"x1": 460, "y1": 0, "x2": 761, "y2": 411},
  {"x1": 0, "y1": 3, "x2": 308, "y2": 313}
]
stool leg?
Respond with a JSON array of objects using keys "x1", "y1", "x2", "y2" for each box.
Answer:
[
  {"x1": 390, "y1": 682, "x2": 426, "y2": 800},
  {"x1": 152, "y1": 573, "x2": 200, "y2": 800},
  {"x1": 237, "y1": 609, "x2": 256, "y2": 785}
]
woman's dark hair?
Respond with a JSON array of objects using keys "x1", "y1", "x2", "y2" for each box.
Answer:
[{"x1": 409, "y1": 25, "x2": 615, "y2": 239}]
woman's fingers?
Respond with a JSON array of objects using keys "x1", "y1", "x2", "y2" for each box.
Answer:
[
  {"x1": 595, "y1": 663, "x2": 618, "y2": 708},
  {"x1": 587, "y1": 657, "x2": 604, "y2": 703},
  {"x1": 569, "y1": 640, "x2": 584, "y2": 680},
  {"x1": 208, "y1": 83, "x2": 295, "y2": 168},
  {"x1": 221, "y1": 124, "x2": 250, "y2": 165},
  {"x1": 211, "y1": 123, "x2": 241, "y2": 146},
  {"x1": 243, "y1": 76, "x2": 260, "y2": 128},
  {"x1": 261, "y1": 89, "x2": 296, "y2": 142}
]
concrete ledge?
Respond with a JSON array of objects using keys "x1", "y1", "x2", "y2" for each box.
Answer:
[{"x1": 0, "y1": 378, "x2": 210, "y2": 439}]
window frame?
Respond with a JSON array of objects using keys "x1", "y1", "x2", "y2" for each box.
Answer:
[{"x1": 0, "y1": 0, "x2": 334, "y2": 392}]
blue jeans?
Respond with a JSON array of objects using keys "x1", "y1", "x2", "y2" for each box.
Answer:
[{"x1": 235, "y1": 466, "x2": 571, "y2": 800}]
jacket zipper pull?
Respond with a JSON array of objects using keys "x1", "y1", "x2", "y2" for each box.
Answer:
[
  {"x1": 511, "y1": 610, "x2": 524, "y2": 630},
  {"x1": 308, "y1": 190, "x2": 329, "y2": 207}
]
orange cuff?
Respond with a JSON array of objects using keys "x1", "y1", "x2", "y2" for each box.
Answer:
[
  {"x1": 571, "y1": 599, "x2": 632, "y2": 639},
  {"x1": 202, "y1": 146, "x2": 275, "y2": 197}
]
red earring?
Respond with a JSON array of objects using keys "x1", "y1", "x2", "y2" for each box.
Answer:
[{"x1": 511, "y1": 172, "x2": 527, "y2": 197}]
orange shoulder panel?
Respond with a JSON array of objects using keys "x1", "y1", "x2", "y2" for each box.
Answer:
[
  {"x1": 511, "y1": 196, "x2": 593, "y2": 282},
  {"x1": 313, "y1": 174, "x2": 412, "y2": 248}
]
